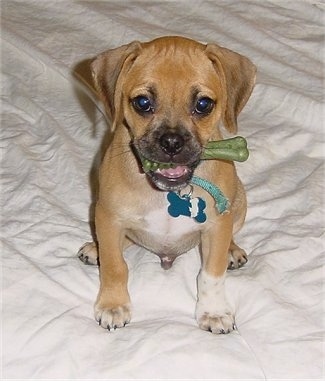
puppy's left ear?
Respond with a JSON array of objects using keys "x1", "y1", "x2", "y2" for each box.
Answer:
[{"x1": 206, "y1": 44, "x2": 256, "y2": 133}]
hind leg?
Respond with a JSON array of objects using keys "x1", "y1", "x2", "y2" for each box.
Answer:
[
  {"x1": 227, "y1": 240, "x2": 248, "y2": 270},
  {"x1": 228, "y1": 178, "x2": 248, "y2": 270},
  {"x1": 78, "y1": 242, "x2": 99, "y2": 265},
  {"x1": 78, "y1": 238, "x2": 134, "y2": 266}
]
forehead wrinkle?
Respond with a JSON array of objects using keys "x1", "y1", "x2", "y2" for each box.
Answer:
[
  {"x1": 128, "y1": 60, "x2": 194, "y2": 100},
  {"x1": 133, "y1": 41, "x2": 208, "y2": 79},
  {"x1": 143, "y1": 36, "x2": 206, "y2": 59},
  {"x1": 125, "y1": 47, "x2": 220, "y2": 108},
  {"x1": 129, "y1": 83, "x2": 157, "y2": 97}
]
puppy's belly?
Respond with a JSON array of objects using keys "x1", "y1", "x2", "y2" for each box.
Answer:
[{"x1": 127, "y1": 206, "x2": 202, "y2": 256}]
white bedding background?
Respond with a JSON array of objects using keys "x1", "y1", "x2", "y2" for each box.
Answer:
[{"x1": 1, "y1": 1, "x2": 324, "y2": 379}]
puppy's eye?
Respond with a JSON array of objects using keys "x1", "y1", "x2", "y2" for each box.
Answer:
[
  {"x1": 194, "y1": 97, "x2": 215, "y2": 115},
  {"x1": 132, "y1": 96, "x2": 153, "y2": 113}
]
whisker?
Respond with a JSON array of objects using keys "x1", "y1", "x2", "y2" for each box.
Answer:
[
  {"x1": 108, "y1": 143, "x2": 133, "y2": 160},
  {"x1": 110, "y1": 149, "x2": 132, "y2": 160}
]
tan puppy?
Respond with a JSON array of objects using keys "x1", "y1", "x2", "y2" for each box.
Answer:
[{"x1": 79, "y1": 36, "x2": 256, "y2": 334}]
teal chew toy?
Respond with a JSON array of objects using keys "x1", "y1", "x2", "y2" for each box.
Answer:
[{"x1": 140, "y1": 136, "x2": 249, "y2": 171}]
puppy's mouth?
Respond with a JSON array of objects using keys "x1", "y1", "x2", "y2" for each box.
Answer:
[
  {"x1": 138, "y1": 156, "x2": 196, "y2": 191},
  {"x1": 132, "y1": 127, "x2": 202, "y2": 191},
  {"x1": 151, "y1": 165, "x2": 193, "y2": 191}
]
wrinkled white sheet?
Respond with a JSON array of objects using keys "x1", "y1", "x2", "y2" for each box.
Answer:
[{"x1": 1, "y1": 0, "x2": 324, "y2": 379}]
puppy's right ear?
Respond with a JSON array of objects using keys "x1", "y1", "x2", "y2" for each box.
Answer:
[{"x1": 91, "y1": 41, "x2": 141, "y2": 126}]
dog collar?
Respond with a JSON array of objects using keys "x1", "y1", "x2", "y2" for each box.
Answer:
[
  {"x1": 191, "y1": 176, "x2": 230, "y2": 214},
  {"x1": 166, "y1": 177, "x2": 229, "y2": 224}
]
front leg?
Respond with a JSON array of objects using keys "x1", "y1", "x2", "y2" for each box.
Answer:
[
  {"x1": 94, "y1": 203, "x2": 131, "y2": 330},
  {"x1": 196, "y1": 213, "x2": 235, "y2": 334}
]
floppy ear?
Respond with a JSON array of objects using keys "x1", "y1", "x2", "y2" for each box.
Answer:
[
  {"x1": 205, "y1": 44, "x2": 256, "y2": 133},
  {"x1": 91, "y1": 41, "x2": 142, "y2": 126}
]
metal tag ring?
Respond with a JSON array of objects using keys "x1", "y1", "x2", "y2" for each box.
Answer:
[{"x1": 177, "y1": 185, "x2": 193, "y2": 199}]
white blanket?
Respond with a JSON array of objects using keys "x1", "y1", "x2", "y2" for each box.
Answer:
[{"x1": 1, "y1": 1, "x2": 324, "y2": 379}]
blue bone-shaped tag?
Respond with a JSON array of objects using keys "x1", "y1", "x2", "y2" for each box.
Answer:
[{"x1": 167, "y1": 192, "x2": 207, "y2": 223}]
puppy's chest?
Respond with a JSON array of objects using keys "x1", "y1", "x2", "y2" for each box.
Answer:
[
  {"x1": 144, "y1": 205, "x2": 201, "y2": 238},
  {"x1": 128, "y1": 193, "x2": 204, "y2": 253}
]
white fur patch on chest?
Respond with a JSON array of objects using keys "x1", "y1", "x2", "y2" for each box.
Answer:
[
  {"x1": 127, "y1": 193, "x2": 205, "y2": 255},
  {"x1": 140, "y1": 193, "x2": 203, "y2": 253},
  {"x1": 144, "y1": 203, "x2": 201, "y2": 240}
]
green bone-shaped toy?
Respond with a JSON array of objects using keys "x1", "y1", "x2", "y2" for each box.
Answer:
[
  {"x1": 202, "y1": 136, "x2": 249, "y2": 162},
  {"x1": 140, "y1": 136, "x2": 249, "y2": 172}
]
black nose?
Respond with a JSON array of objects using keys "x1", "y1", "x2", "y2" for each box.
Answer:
[{"x1": 159, "y1": 132, "x2": 185, "y2": 155}]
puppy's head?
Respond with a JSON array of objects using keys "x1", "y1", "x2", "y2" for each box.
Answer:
[{"x1": 91, "y1": 36, "x2": 256, "y2": 191}]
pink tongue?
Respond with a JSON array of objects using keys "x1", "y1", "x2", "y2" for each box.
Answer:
[{"x1": 158, "y1": 166, "x2": 187, "y2": 179}]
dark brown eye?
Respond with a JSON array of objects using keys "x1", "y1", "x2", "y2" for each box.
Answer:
[
  {"x1": 132, "y1": 96, "x2": 153, "y2": 113},
  {"x1": 194, "y1": 97, "x2": 215, "y2": 115}
]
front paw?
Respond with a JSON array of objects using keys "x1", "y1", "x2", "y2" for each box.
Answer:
[
  {"x1": 196, "y1": 311, "x2": 236, "y2": 334},
  {"x1": 196, "y1": 270, "x2": 235, "y2": 334},
  {"x1": 95, "y1": 303, "x2": 131, "y2": 331}
]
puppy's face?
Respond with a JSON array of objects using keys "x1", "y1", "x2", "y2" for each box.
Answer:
[
  {"x1": 122, "y1": 41, "x2": 224, "y2": 191},
  {"x1": 91, "y1": 37, "x2": 256, "y2": 191}
]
